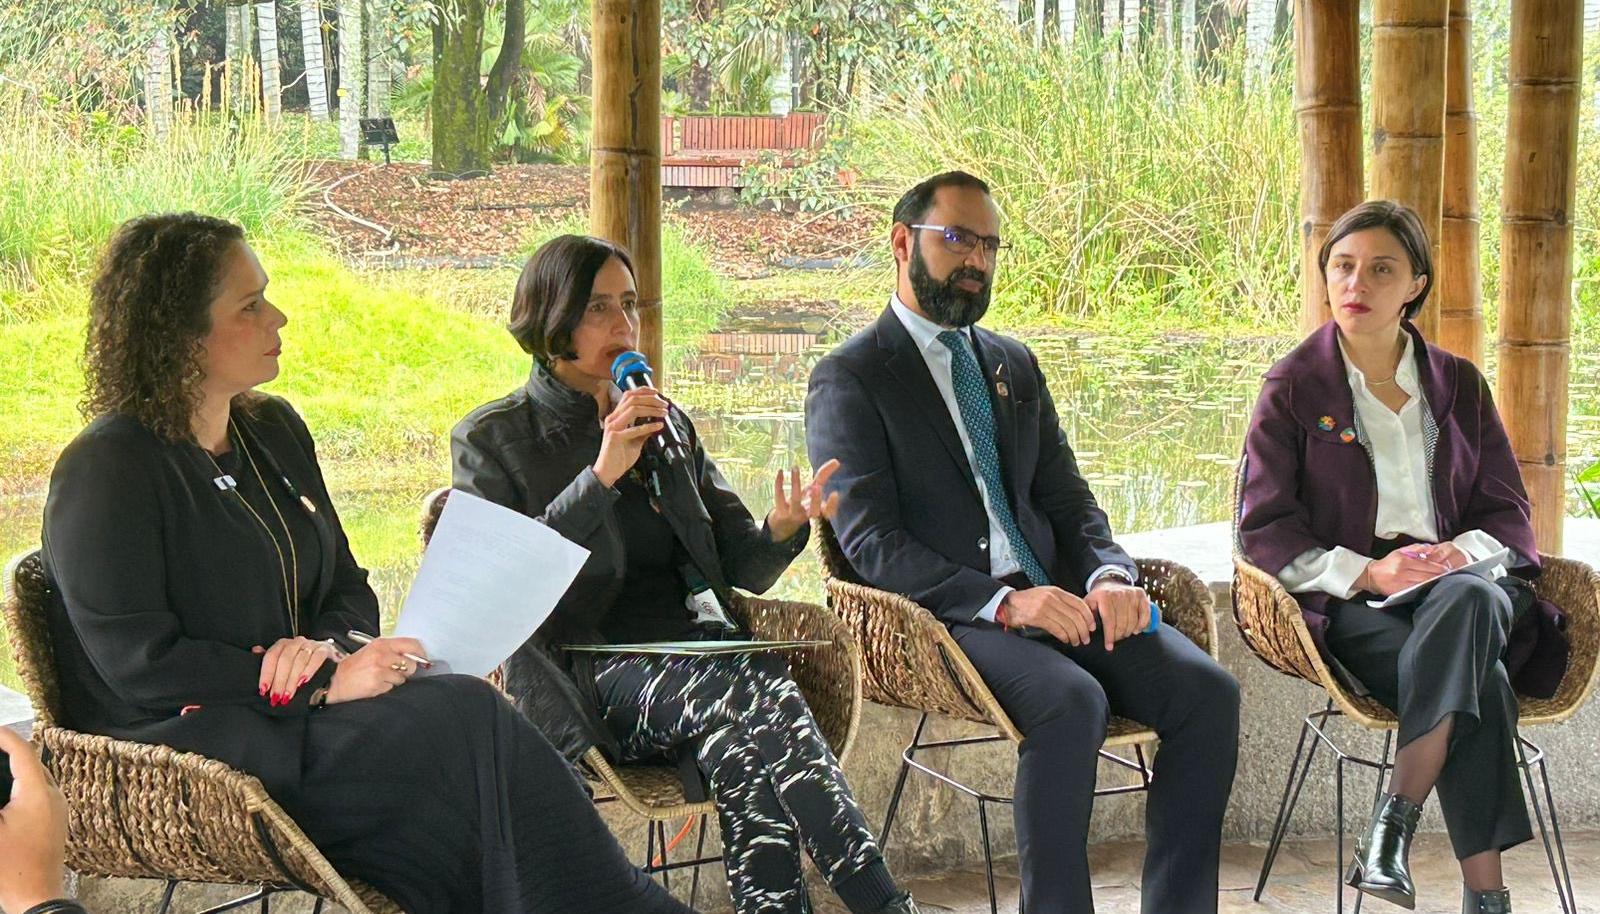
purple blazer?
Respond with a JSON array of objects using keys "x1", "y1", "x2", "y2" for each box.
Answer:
[{"x1": 1239, "y1": 320, "x2": 1569, "y2": 698}]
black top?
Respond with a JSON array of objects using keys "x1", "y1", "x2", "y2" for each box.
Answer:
[
  {"x1": 40, "y1": 396, "x2": 380, "y2": 793},
  {"x1": 211, "y1": 439, "x2": 322, "y2": 627},
  {"x1": 601, "y1": 472, "x2": 697, "y2": 642}
]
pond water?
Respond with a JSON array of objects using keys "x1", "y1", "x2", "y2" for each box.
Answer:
[{"x1": 3, "y1": 312, "x2": 1597, "y2": 648}]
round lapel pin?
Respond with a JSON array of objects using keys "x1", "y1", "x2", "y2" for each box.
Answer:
[
  {"x1": 1318, "y1": 415, "x2": 1336, "y2": 432},
  {"x1": 1339, "y1": 428, "x2": 1356, "y2": 443}
]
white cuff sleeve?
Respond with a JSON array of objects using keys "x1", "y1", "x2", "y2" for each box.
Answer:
[
  {"x1": 1086, "y1": 564, "x2": 1136, "y2": 592},
  {"x1": 1278, "y1": 546, "x2": 1372, "y2": 600},
  {"x1": 974, "y1": 585, "x2": 1015, "y2": 623},
  {"x1": 1451, "y1": 529, "x2": 1507, "y2": 565}
]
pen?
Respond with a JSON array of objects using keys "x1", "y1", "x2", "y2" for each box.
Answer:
[{"x1": 346, "y1": 629, "x2": 434, "y2": 669}]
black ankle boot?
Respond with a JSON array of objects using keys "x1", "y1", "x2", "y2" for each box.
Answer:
[
  {"x1": 1346, "y1": 793, "x2": 1424, "y2": 909},
  {"x1": 866, "y1": 894, "x2": 921, "y2": 914},
  {"x1": 1462, "y1": 886, "x2": 1511, "y2": 913}
]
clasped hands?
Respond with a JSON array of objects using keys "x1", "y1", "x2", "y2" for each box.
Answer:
[
  {"x1": 252, "y1": 635, "x2": 431, "y2": 707},
  {"x1": 1000, "y1": 579, "x2": 1151, "y2": 651},
  {"x1": 1358, "y1": 542, "x2": 1468, "y2": 596}
]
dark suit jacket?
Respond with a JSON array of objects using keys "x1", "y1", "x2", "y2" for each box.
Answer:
[
  {"x1": 1238, "y1": 320, "x2": 1568, "y2": 697},
  {"x1": 804, "y1": 306, "x2": 1135, "y2": 625},
  {"x1": 451, "y1": 362, "x2": 807, "y2": 762},
  {"x1": 41, "y1": 396, "x2": 380, "y2": 794}
]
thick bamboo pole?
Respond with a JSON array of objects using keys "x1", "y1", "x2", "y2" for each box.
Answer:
[
  {"x1": 1499, "y1": 0, "x2": 1583, "y2": 553},
  {"x1": 592, "y1": 0, "x2": 663, "y2": 373},
  {"x1": 1438, "y1": 0, "x2": 1482, "y2": 363},
  {"x1": 1371, "y1": 0, "x2": 1448, "y2": 339},
  {"x1": 1294, "y1": 0, "x2": 1363, "y2": 334}
]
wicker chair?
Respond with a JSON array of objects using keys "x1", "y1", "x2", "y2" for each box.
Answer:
[
  {"x1": 814, "y1": 518, "x2": 1219, "y2": 914},
  {"x1": 419, "y1": 487, "x2": 863, "y2": 901},
  {"x1": 1230, "y1": 459, "x2": 1600, "y2": 914},
  {"x1": 2, "y1": 550, "x2": 400, "y2": 914}
]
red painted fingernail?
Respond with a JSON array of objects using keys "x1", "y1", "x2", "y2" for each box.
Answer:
[
  {"x1": 259, "y1": 684, "x2": 267, "y2": 696},
  {"x1": 297, "y1": 676, "x2": 309, "y2": 688}
]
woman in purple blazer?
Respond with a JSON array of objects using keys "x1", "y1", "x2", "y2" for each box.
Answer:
[{"x1": 1239, "y1": 201, "x2": 1568, "y2": 914}]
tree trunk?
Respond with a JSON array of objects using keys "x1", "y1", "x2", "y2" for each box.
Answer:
[
  {"x1": 1295, "y1": 0, "x2": 1363, "y2": 335},
  {"x1": 1123, "y1": 0, "x2": 1140, "y2": 52},
  {"x1": 226, "y1": 2, "x2": 245, "y2": 112},
  {"x1": 592, "y1": 0, "x2": 663, "y2": 374},
  {"x1": 337, "y1": 0, "x2": 362, "y2": 158},
  {"x1": 687, "y1": 0, "x2": 717, "y2": 109},
  {"x1": 1498, "y1": 0, "x2": 1583, "y2": 552},
  {"x1": 1060, "y1": 0, "x2": 1078, "y2": 43},
  {"x1": 1371, "y1": 0, "x2": 1448, "y2": 339},
  {"x1": 1034, "y1": 0, "x2": 1048, "y2": 46},
  {"x1": 1246, "y1": 0, "x2": 1276, "y2": 82},
  {"x1": 145, "y1": 27, "x2": 173, "y2": 139},
  {"x1": 366, "y1": 0, "x2": 391, "y2": 116},
  {"x1": 1438, "y1": 0, "x2": 1482, "y2": 364},
  {"x1": 770, "y1": 39, "x2": 792, "y2": 114},
  {"x1": 1002, "y1": 0, "x2": 1021, "y2": 27},
  {"x1": 300, "y1": 0, "x2": 330, "y2": 120},
  {"x1": 1179, "y1": 0, "x2": 1195, "y2": 65},
  {"x1": 256, "y1": 1, "x2": 282, "y2": 121}
]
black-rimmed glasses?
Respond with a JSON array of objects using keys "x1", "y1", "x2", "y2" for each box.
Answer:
[{"x1": 909, "y1": 223, "x2": 1011, "y2": 257}]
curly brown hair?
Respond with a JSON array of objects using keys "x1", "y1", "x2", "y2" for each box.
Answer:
[{"x1": 82, "y1": 213, "x2": 248, "y2": 442}]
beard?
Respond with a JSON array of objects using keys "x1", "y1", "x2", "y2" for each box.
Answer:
[{"x1": 908, "y1": 239, "x2": 992, "y2": 327}]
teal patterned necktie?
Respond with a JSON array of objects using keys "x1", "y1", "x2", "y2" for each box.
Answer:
[{"x1": 936, "y1": 330, "x2": 1050, "y2": 586}]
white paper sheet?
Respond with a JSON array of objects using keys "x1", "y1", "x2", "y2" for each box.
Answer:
[
  {"x1": 393, "y1": 489, "x2": 589, "y2": 677},
  {"x1": 1366, "y1": 547, "x2": 1511, "y2": 609}
]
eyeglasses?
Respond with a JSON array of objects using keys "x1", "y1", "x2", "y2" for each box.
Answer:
[{"x1": 909, "y1": 224, "x2": 1011, "y2": 258}]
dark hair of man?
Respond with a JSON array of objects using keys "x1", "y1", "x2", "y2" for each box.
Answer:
[
  {"x1": 507, "y1": 234, "x2": 636, "y2": 363},
  {"x1": 83, "y1": 212, "x2": 248, "y2": 442},
  {"x1": 891, "y1": 171, "x2": 993, "y2": 228},
  {"x1": 1318, "y1": 200, "x2": 1434, "y2": 320}
]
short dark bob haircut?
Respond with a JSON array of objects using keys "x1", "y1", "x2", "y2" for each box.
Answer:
[
  {"x1": 507, "y1": 234, "x2": 636, "y2": 362},
  {"x1": 1318, "y1": 200, "x2": 1434, "y2": 321}
]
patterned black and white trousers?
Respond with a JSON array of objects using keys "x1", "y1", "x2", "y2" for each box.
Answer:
[{"x1": 594, "y1": 651, "x2": 882, "y2": 914}]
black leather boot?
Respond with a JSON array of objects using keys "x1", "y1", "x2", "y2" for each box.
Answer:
[
  {"x1": 866, "y1": 894, "x2": 921, "y2": 914},
  {"x1": 1462, "y1": 886, "x2": 1512, "y2": 913},
  {"x1": 1345, "y1": 793, "x2": 1424, "y2": 909}
]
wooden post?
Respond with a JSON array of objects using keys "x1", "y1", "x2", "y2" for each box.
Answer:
[
  {"x1": 1438, "y1": 0, "x2": 1482, "y2": 363},
  {"x1": 1294, "y1": 0, "x2": 1363, "y2": 334},
  {"x1": 1499, "y1": 0, "x2": 1584, "y2": 553},
  {"x1": 592, "y1": 0, "x2": 663, "y2": 374},
  {"x1": 1370, "y1": 0, "x2": 1448, "y2": 339}
]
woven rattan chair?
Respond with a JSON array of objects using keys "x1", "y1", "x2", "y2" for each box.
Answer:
[
  {"x1": 814, "y1": 518, "x2": 1219, "y2": 914},
  {"x1": 1230, "y1": 459, "x2": 1600, "y2": 914},
  {"x1": 420, "y1": 487, "x2": 862, "y2": 902},
  {"x1": 2, "y1": 550, "x2": 400, "y2": 914}
]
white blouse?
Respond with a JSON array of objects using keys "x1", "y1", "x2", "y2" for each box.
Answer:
[{"x1": 1278, "y1": 334, "x2": 1506, "y2": 599}]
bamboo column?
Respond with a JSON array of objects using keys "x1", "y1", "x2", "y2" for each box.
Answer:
[
  {"x1": 1499, "y1": 0, "x2": 1584, "y2": 552},
  {"x1": 1294, "y1": 0, "x2": 1363, "y2": 334},
  {"x1": 1438, "y1": 0, "x2": 1482, "y2": 363},
  {"x1": 592, "y1": 0, "x2": 663, "y2": 373},
  {"x1": 1370, "y1": 0, "x2": 1449, "y2": 339}
]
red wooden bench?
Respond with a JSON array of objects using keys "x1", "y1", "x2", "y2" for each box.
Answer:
[{"x1": 660, "y1": 113, "x2": 826, "y2": 189}]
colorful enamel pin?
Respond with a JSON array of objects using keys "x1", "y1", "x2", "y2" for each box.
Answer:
[
  {"x1": 1318, "y1": 415, "x2": 1336, "y2": 432},
  {"x1": 1339, "y1": 428, "x2": 1356, "y2": 443}
]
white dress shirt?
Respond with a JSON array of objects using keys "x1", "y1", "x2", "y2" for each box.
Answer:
[
  {"x1": 889, "y1": 295, "x2": 1128, "y2": 620},
  {"x1": 1278, "y1": 333, "x2": 1507, "y2": 599}
]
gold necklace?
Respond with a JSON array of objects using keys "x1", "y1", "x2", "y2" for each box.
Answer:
[{"x1": 204, "y1": 420, "x2": 300, "y2": 635}]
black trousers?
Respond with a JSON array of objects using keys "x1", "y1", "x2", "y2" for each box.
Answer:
[
  {"x1": 595, "y1": 651, "x2": 883, "y2": 914},
  {"x1": 951, "y1": 620, "x2": 1241, "y2": 914},
  {"x1": 281, "y1": 675, "x2": 692, "y2": 914},
  {"x1": 1325, "y1": 574, "x2": 1534, "y2": 859}
]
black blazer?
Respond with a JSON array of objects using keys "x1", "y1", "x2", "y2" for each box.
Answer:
[
  {"x1": 450, "y1": 362, "x2": 807, "y2": 761},
  {"x1": 40, "y1": 396, "x2": 379, "y2": 794},
  {"x1": 804, "y1": 306, "x2": 1134, "y2": 625}
]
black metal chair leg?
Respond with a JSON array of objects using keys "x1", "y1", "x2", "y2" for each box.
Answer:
[
  {"x1": 977, "y1": 798, "x2": 998, "y2": 914},
  {"x1": 690, "y1": 813, "x2": 708, "y2": 908},
  {"x1": 1517, "y1": 738, "x2": 1574, "y2": 914},
  {"x1": 1336, "y1": 756, "x2": 1347, "y2": 914},
  {"x1": 310, "y1": 899, "x2": 324, "y2": 914},
  {"x1": 1534, "y1": 751, "x2": 1579, "y2": 914},
  {"x1": 657, "y1": 820, "x2": 671, "y2": 891},
  {"x1": 645, "y1": 820, "x2": 658, "y2": 880},
  {"x1": 1134, "y1": 742, "x2": 1152, "y2": 789},
  {"x1": 881, "y1": 712, "x2": 928, "y2": 852},
  {"x1": 1255, "y1": 711, "x2": 1320, "y2": 900},
  {"x1": 156, "y1": 880, "x2": 179, "y2": 914}
]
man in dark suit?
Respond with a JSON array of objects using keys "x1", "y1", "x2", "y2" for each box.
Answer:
[{"x1": 805, "y1": 171, "x2": 1240, "y2": 913}]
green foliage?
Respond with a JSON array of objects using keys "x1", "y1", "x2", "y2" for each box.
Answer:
[
  {"x1": 1579, "y1": 460, "x2": 1600, "y2": 518},
  {"x1": 0, "y1": 86, "x2": 318, "y2": 321},
  {"x1": 752, "y1": 15, "x2": 1299, "y2": 329},
  {"x1": 0, "y1": 0, "x2": 174, "y2": 117}
]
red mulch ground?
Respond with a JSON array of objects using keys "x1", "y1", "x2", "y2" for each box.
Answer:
[{"x1": 304, "y1": 159, "x2": 877, "y2": 276}]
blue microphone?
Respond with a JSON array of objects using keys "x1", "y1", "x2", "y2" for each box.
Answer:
[{"x1": 610, "y1": 350, "x2": 689, "y2": 461}]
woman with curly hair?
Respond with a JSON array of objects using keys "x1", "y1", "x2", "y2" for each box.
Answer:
[{"x1": 40, "y1": 212, "x2": 701, "y2": 914}]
